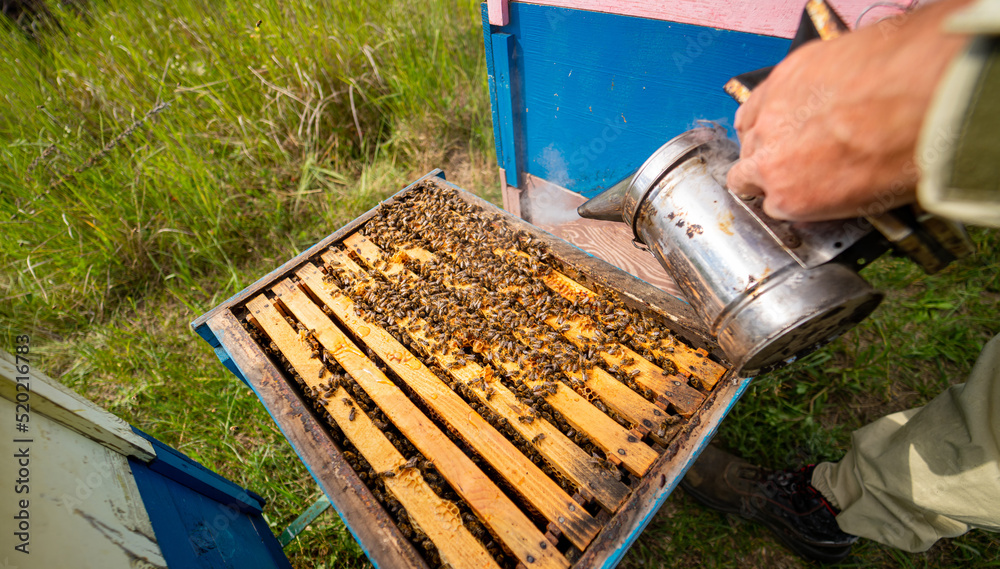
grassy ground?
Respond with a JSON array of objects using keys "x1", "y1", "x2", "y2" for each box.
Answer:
[
  {"x1": 625, "y1": 228, "x2": 1000, "y2": 569},
  {"x1": 2, "y1": 1, "x2": 998, "y2": 568}
]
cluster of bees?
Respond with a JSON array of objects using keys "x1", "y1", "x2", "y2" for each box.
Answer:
[
  {"x1": 362, "y1": 189, "x2": 686, "y2": 381},
  {"x1": 359, "y1": 186, "x2": 696, "y2": 407},
  {"x1": 243, "y1": 183, "x2": 717, "y2": 568},
  {"x1": 325, "y1": 251, "x2": 615, "y2": 488}
]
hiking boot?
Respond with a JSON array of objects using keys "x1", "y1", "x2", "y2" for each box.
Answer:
[{"x1": 680, "y1": 444, "x2": 858, "y2": 564}]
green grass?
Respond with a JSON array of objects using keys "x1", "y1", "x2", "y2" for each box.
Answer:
[
  {"x1": 2, "y1": 2, "x2": 998, "y2": 568},
  {"x1": 1, "y1": 0, "x2": 495, "y2": 340},
  {"x1": 1, "y1": 1, "x2": 495, "y2": 567},
  {"x1": 624, "y1": 228, "x2": 1000, "y2": 569}
]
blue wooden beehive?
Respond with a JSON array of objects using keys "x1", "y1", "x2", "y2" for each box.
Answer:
[
  {"x1": 189, "y1": 2, "x2": 886, "y2": 568},
  {"x1": 482, "y1": 0, "x2": 874, "y2": 295},
  {"x1": 0, "y1": 352, "x2": 290, "y2": 569}
]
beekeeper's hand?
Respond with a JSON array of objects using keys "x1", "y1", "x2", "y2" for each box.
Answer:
[{"x1": 726, "y1": 0, "x2": 971, "y2": 222}]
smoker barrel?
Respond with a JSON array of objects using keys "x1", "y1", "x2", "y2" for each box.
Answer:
[{"x1": 579, "y1": 128, "x2": 883, "y2": 372}]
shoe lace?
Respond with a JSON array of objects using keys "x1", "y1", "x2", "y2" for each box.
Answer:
[
  {"x1": 749, "y1": 464, "x2": 857, "y2": 546},
  {"x1": 766, "y1": 465, "x2": 840, "y2": 518}
]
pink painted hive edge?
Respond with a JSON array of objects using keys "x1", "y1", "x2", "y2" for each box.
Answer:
[
  {"x1": 508, "y1": 0, "x2": 885, "y2": 38},
  {"x1": 488, "y1": 0, "x2": 510, "y2": 26}
]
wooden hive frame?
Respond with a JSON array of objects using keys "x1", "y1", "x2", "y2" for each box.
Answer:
[{"x1": 192, "y1": 171, "x2": 752, "y2": 569}]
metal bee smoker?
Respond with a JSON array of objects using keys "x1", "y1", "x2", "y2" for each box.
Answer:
[{"x1": 578, "y1": 125, "x2": 970, "y2": 374}]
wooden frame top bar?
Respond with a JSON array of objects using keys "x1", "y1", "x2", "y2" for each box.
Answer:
[{"x1": 194, "y1": 173, "x2": 749, "y2": 569}]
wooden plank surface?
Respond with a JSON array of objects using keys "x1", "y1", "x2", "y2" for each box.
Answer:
[
  {"x1": 492, "y1": 248, "x2": 706, "y2": 417},
  {"x1": 299, "y1": 260, "x2": 631, "y2": 512},
  {"x1": 272, "y1": 277, "x2": 600, "y2": 549},
  {"x1": 0, "y1": 351, "x2": 156, "y2": 462},
  {"x1": 573, "y1": 376, "x2": 752, "y2": 568},
  {"x1": 244, "y1": 297, "x2": 497, "y2": 568},
  {"x1": 493, "y1": 32, "x2": 518, "y2": 187},
  {"x1": 247, "y1": 295, "x2": 552, "y2": 567},
  {"x1": 0, "y1": 396, "x2": 167, "y2": 569},
  {"x1": 522, "y1": 174, "x2": 681, "y2": 297},
  {"x1": 492, "y1": 3, "x2": 790, "y2": 198},
  {"x1": 488, "y1": 0, "x2": 509, "y2": 26},
  {"x1": 513, "y1": 177, "x2": 726, "y2": 388},
  {"x1": 440, "y1": 177, "x2": 712, "y2": 342},
  {"x1": 325, "y1": 383, "x2": 500, "y2": 569},
  {"x1": 340, "y1": 235, "x2": 664, "y2": 468},
  {"x1": 339, "y1": 185, "x2": 705, "y2": 417},
  {"x1": 372, "y1": 239, "x2": 668, "y2": 449},
  {"x1": 537, "y1": 216, "x2": 678, "y2": 295},
  {"x1": 328, "y1": 245, "x2": 660, "y2": 475},
  {"x1": 246, "y1": 293, "x2": 571, "y2": 568},
  {"x1": 534, "y1": 268, "x2": 727, "y2": 389},
  {"x1": 384, "y1": 233, "x2": 702, "y2": 420},
  {"x1": 347, "y1": 234, "x2": 672, "y2": 436},
  {"x1": 208, "y1": 311, "x2": 431, "y2": 569}
]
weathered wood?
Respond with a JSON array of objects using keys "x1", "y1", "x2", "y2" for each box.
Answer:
[
  {"x1": 193, "y1": 176, "x2": 757, "y2": 569},
  {"x1": 401, "y1": 241, "x2": 665, "y2": 452},
  {"x1": 484, "y1": 3, "x2": 789, "y2": 199},
  {"x1": 339, "y1": 236, "x2": 663, "y2": 472},
  {"x1": 300, "y1": 264, "x2": 629, "y2": 511},
  {"x1": 316, "y1": 257, "x2": 640, "y2": 516},
  {"x1": 207, "y1": 311, "x2": 430, "y2": 569},
  {"x1": 299, "y1": 260, "x2": 631, "y2": 511},
  {"x1": 532, "y1": 267, "x2": 727, "y2": 389},
  {"x1": 0, "y1": 397, "x2": 167, "y2": 569},
  {"x1": 242, "y1": 295, "x2": 498, "y2": 569},
  {"x1": 355, "y1": 234, "x2": 672, "y2": 435},
  {"x1": 272, "y1": 277, "x2": 600, "y2": 550},
  {"x1": 521, "y1": 174, "x2": 681, "y2": 297},
  {"x1": 543, "y1": 300, "x2": 704, "y2": 417},
  {"x1": 488, "y1": 355, "x2": 659, "y2": 474},
  {"x1": 0, "y1": 351, "x2": 156, "y2": 462},
  {"x1": 501, "y1": 169, "x2": 523, "y2": 218},
  {"x1": 574, "y1": 376, "x2": 754, "y2": 569},
  {"x1": 493, "y1": 32, "x2": 518, "y2": 187},
  {"x1": 246, "y1": 293, "x2": 571, "y2": 568}
]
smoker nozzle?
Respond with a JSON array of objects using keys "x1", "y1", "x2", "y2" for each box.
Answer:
[{"x1": 576, "y1": 176, "x2": 630, "y2": 222}]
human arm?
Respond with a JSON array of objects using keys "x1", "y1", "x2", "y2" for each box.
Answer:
[{"x1": 726, "y1": 0, "x2": 973, "y2": 222}]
